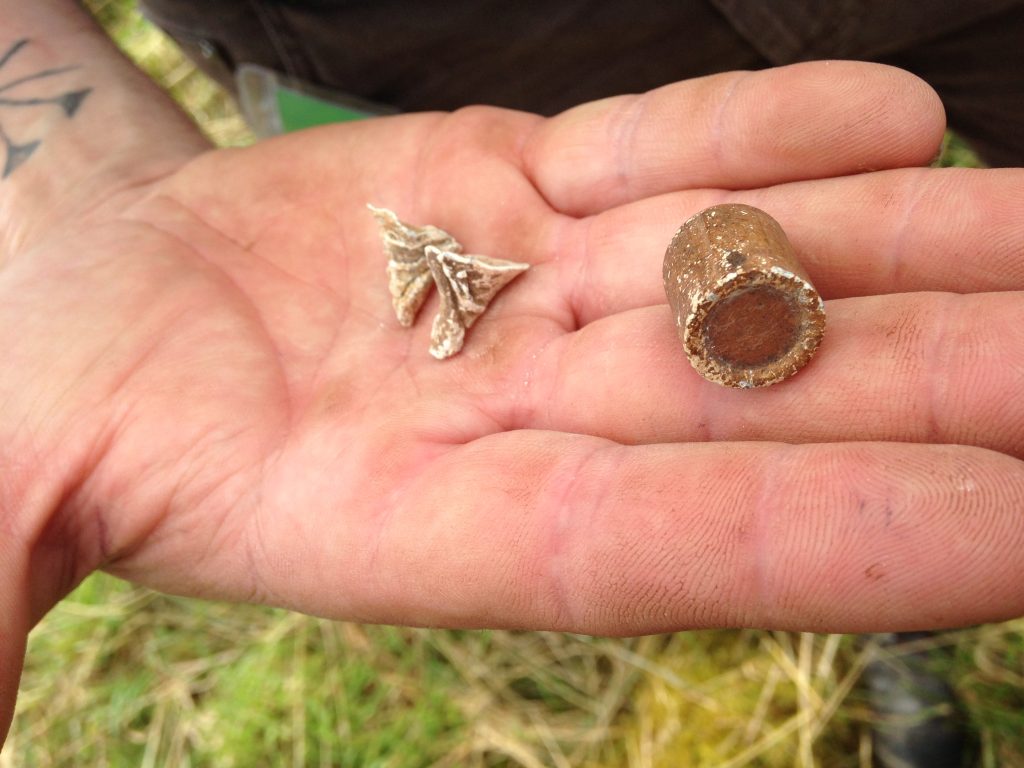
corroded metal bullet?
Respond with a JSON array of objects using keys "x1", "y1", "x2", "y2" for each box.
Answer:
[{"x1": 663, "y1": 204, "x2": 825, "y2": 388}]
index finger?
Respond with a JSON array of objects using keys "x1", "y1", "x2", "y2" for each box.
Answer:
[{"x1": 522, "y1": 60, "x2": 945, "y2": 216}]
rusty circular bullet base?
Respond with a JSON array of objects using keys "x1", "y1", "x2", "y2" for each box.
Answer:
[
  {"x1": 663, "y1": 203, "x2": 826, "y2": 388},
  {"x1": 684, "y1": 267, "x2": 825, "y2": 388}
]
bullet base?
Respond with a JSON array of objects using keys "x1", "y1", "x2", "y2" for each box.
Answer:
[{"x1": 684, "y1": 266, "x2": 825, "y2": 388}]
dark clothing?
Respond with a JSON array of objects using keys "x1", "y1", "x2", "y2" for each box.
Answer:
[{"x1": 139, "y1": 0, "x2": 1024, "y2": 166}]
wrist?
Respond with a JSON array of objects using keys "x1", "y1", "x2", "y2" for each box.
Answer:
[
  {"x1": 0, "y1": 440, "x2": 50, "y2": 747},
  {"x1": 0, "y1": 1, "x2": 210, "y2": 255},
  {"x1": 1, "y1": 435, "x2": 96, "y2": 623},
  {"x1": 0, "y1": 412, "x2": 108, "y2": 747}
]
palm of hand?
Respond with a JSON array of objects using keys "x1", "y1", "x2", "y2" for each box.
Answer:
[
  {"x1": 8, "y1": 62, "x2": 1024, "y2": 635},
  {"x1": 17, "y1": 105, "x2": 589, "y2": 627}
]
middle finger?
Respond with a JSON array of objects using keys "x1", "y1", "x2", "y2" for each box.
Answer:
[{"x1": 505, "y1": 290, "x2": 1024, "y2": 458}]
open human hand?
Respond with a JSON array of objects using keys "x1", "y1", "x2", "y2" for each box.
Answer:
[{"x1": 4, "y1": 58, "x2": 1023, "y2": 687}]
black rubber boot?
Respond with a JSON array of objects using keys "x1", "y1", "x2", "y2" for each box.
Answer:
[{"x1": 863, "y1": 632, "x2": 974, "y2": 768}]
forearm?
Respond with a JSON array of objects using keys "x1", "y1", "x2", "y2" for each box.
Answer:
[{"x1": 0, "y1": 0, "x2": 209, "y2": 254}]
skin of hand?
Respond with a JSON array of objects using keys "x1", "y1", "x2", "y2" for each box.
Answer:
[{"x1": 2, "y1": 43, "x2": 1024, "y2": 744}]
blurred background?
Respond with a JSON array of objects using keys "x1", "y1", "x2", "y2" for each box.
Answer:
[{"x1": 3, "y1": 1, "x2": 1018, "y2": 766}]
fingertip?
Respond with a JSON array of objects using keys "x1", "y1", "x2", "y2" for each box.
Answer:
[
  {"x1": 738, "y1": 60, "x2": 946, "y2": 175},
  {"x1": 859, "y1": 62, "x2": 947, "y2": 168}
]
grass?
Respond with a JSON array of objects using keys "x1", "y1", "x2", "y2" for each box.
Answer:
[
  {"x1": 11, "y1": 574, "x2": 1024, "y2": 766},
  {"x1": 5, "y1": 2, "x2": 1020, "y2": 766},
  {"x1": 85, "y1": 0, "x2": 252, "y2": 147}
]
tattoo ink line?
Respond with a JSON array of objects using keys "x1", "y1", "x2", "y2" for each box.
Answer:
[
  {"x1": 0, "y1": 39, "x2": 28, "y2": 71},
  {"x1": 0, "y1": 66, "x2": 77, "y2": 95},
  {"x1": 0, "y1": 91, "x2": 92, "y2": 116},
  {"x1": 0, "y1": 39, "x2": 91, "y2": 179},
  {"x1": 0, "y1": 122, "x2": 39, "y2": 178}
]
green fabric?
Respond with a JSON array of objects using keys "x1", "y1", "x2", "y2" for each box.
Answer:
[{"x1": 276, "y1": 86, "x2": 373, "y2": 131}]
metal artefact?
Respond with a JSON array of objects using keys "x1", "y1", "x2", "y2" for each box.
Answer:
[
  {"x1": 424, "y1": 246, "x2": 530, "y2": 359},
  {"x1": 663, "y1": 203, "x2": 825, "y2": 388},
  {"x1": 369, "y1": 205, "x2": 529, "y2": 359},
  {"x1": 368, "y1": 204, "x2": 460, "y2": 327}
]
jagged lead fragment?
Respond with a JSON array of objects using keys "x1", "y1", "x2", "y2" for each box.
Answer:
[
  {"x1": 424, "y1": 246, "x2": 530, "y2": 359},
  {"x1": 368, "y1": 204, "x2": 530, "y2": 359},
  {"x1": 368, "y1": 204, "x2": 461, "y2": 327}
]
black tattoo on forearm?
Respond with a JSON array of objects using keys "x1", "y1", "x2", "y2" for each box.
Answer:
[{"x1": 0, "y1": 39, "x2": 92, "y2": 179}]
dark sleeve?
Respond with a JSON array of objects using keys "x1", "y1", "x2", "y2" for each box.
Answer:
[{"x1": 710, "y1": 0, "x2": 1022, "y2": 62}]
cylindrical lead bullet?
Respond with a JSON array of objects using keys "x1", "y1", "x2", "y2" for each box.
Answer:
[{"x1": 663, "y1": 204, "x2": 825, "y2": 388}]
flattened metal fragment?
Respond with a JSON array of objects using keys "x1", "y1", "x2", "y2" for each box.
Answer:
[
  {"x1": 424, "y1": 245, "x2": 530, "y2": 359},
  {"x1": 368, "y1": 204, "x2": 461, "y2": 326}
]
